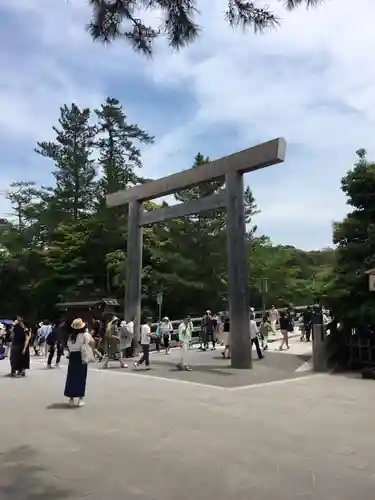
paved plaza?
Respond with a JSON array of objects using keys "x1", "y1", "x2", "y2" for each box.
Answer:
[{"x1": 1, "y1": 338, "x2": 375, "y2": 500}]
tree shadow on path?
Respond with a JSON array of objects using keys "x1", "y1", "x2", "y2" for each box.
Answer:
[{"x1": 0, "y1": 445, "x2": 72, "y2": 500}]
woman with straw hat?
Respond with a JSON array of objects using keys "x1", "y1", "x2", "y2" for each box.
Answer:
[{"x1": 64, "y1": 318, "x2": 95, "y2": 407}]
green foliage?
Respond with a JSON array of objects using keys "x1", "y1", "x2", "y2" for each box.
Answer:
[
  {"x1": 328, "y1": 149, "x2": 375, "y2": 324},
  {"x1": 85, "y1": 0, "x2": 323, "y2": 54},
  {"x1": 249, "y1": 240, "x2": 334, "y2": 309}
]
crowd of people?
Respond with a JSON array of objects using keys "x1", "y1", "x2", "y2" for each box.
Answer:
[{"x1": 0, "y1": 305, "x2": 315, "y2": 407}]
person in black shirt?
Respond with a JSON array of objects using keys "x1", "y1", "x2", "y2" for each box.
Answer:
[
  {"x1": 301, "y1": 307, "x2": 313, "y2": 342},
  {"x1": 90, "y1": 317, "x2": 104, "y2": 361},
  {"x1": 10, "y1": 316, "x2": 31, "y2": 377},
  {"x1": 201, "y1": 310, "x2": 216, "y2": 351},
  {"x1": 47, "y1": 320, "x2": 65, "y2": 368},
  {"x1": 278, "y1": 311, "x2": 290, "y2": 351}
]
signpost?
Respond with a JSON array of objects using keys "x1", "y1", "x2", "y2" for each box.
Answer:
[{"x1": 156, "y1": 292, "x2": 163, "y2": 322}]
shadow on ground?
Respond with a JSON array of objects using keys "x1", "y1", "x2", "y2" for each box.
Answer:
[
  {"x1": 0, "y1": 445, "x2": 71, "y2": 500},
  {"x1": 46, "y1": 402, "x2": 72, "y2": 410}
]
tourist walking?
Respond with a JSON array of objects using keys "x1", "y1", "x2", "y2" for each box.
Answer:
[
  {"x1": 269, "y1": 305, "x2": 279, "y2": 334},
  {"x1": 301, "y1": 306, "x2": 313, "y2": 342},
  {"x1": 133, "y1": 317, "x2": 152, "y2": 370},
  {"x1": 159, "y1": 316, "x2": 173, "y2": 354},
  {"x1": 260, "y1": 315, "x2": 272, "y2": 350},
  {"x1": 177, "y1": 315, "x2": 193, "y2": 371},
  {"x1": 250, "y1": 314, "x2": 264, "y2": 359},
  {"x1": 64, "y1": 318, "x2": 95, "y2": 407},
  {"x1": 201, "y1": 310, "x2": 215, "y2": 351},
  {"x1": 46, "y1": 320, "x2": 64, "y2": 368},
  {"x1": 102, "y1": 316, "x2": 127, "y2": 369},
  {"x1": 36, "y1": 320, "x2": 52, "y2": 358},
  {"x1": 90, "y1": 317, "x2": 104, "y2": 360},
  {"x1": 279, "y1": 311, "x2": 290, "y2": 351},
  {"x1": 123, "y1": 316, "x2": 135, "y2": 358},
  {"x1": 119, "y1": 319, "x2": 133, "y2": 358},
  {"x1": 9, "y1": 316, "x2": 31, "y2": 377},
  {"x1": 221, "y1": 315, "x2": 231, "y2": 359}
]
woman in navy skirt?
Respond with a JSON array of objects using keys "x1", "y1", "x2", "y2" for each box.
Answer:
[{"x1": 64, "y1": 318, "x2": 94, "y2": 407}]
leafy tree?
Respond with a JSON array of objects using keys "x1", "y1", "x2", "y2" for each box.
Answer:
[
  {"x1": 35, "y1": 103, "x2": 97, "y2": 221},
  {"x1": 86, "y1": 0, "x2": 323, "y2": 54},
  {"x1": 326, "y1": 149, "x2": 375, "y2": 326},
  {"x1": 328, "y1": 149, "x2": 375, "y2": 324},
  {"x1": 249, "y1": 241, "x2": 335, "y2": 308}
]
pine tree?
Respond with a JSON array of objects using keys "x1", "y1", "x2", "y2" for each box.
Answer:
[
  {"x1": 35, "y1": 103, "x2": 97, "y2": 221},
  {"x1": 94, "y1": 97, "x2": 154, "y2": 200},
  {"x1": 6, "y1": 181, "x2": 37, "y2": 230}
]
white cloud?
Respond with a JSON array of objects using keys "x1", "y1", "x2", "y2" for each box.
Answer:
[{"x1": 0, "y1": 0, "x2": 374, "y2": 249}]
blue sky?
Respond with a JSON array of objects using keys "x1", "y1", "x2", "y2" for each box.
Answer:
[{"x1": 1, "y1": 0, "x2": 375, "y2": 250}]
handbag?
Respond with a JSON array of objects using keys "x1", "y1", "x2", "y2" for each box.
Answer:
[{"x1": 81, "y1": 333, "x2": 95, "y2": 364}]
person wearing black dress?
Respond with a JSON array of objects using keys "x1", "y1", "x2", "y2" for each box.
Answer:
[{"x1": 10, "y1": 316, "x2": 31, "y2": 377}]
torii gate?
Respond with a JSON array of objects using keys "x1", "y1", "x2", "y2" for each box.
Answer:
[{"x1": 106, "y1": 137, "x2": 286, "y2": 369}]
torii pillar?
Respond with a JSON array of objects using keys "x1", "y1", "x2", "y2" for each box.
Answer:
[{"x1": 107, "y1": 138, "x2": 286, "y2": 368}]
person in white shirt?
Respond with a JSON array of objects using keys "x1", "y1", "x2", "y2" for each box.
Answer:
[
  {"x1": 133, "y1": 317, "x2": 152, "y2": 370},
  {"x1": 37, "y1": 320, "x2": 52, "y2": 358},
  {"x1": 250, "y1": 314, "x2": 264, "y2": 359},
  {"x1": 159, "y1": 316, "x2": 173, "y2": 354},
  {"x1": 64, "y1": 318, "x2": 95, "y2": 407},
  {"x1": 177, "y1": 315, "x2": 193, "y2": 371},
  {"x1": 269, "y1": 305, "x2": 279, "y2": 333},
  {"x1": 119, "y1": 318, "x2": 135, "y2": 358}
]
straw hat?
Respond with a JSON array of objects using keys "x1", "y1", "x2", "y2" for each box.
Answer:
[{"x1": 71, "y1": 318, "x2": 86, "y2": 330}]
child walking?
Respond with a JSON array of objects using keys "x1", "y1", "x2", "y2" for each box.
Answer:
[{"x1": 260, "y1": 315, "x2": 272, "y2": 350}]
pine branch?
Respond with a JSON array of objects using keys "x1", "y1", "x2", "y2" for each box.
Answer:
[
  {"x1": 225, "y1": 1, "x2": 279, "y2": 33},
  {"x1": 282, "y1": 0, "x2": 323, "y2": 10},
  {"x1": 85, "y1": 0, "x2": 324, "y2": 55}
]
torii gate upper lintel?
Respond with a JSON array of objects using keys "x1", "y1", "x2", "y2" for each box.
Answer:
[{"x1": 106, "y1": 137, "x2": 286, "y2": 369}]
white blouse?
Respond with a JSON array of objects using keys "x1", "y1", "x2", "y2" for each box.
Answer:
[{"x1": 67, "y1": 332, "x2": 91, "y2": 352}]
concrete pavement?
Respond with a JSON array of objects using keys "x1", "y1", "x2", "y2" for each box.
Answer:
[{"x1": 1, "y1": 342, "x2": 375, "y2": 500}]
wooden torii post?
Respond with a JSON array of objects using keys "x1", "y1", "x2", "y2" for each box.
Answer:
[{"x1": 106, "y1": 138, "x2": 286, "y2": 369}]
